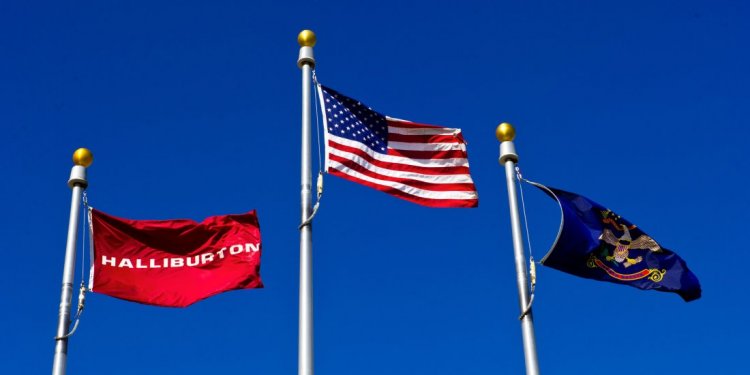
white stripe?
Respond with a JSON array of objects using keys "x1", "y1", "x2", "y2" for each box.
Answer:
[
  {"x1": 388, "y1": 141, "x2": 466, "y2": 152},
  {"x1": 328, "y1": 147, "x2": 475, "y2": 184},
  {"x1": 330, "y1": 161, "x2": 478, "y2": 201},
  {"x1": 386, "y1": 117, "x2": 461, "y2": 135},
  {"x1": 328, "y1": 134, "x2": 470, "y2": 168},
  {"x1": 387, "y1": 126, "x2": 460, "y2": 136}
]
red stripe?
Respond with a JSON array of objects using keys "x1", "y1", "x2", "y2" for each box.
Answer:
[
  {"x1": 386, "y1": 119, "x2": 467, "y2": 143},
  {"x1": 388, "y1": 133, "x2": 462, "y2": 144},
  {"x1": 329, "y1": 169, "x2": 479, "y2": 208},
  {"x1": 329, "y1": 140, "x2": 471, "y2": 175},
  {"x1": 386, "y1": 119, "x2": 446, "y2": 129},
  {"x1": 329, "y1": 154, "x2": 477, "y2": 192},
  {"x1": 386, "y1": 148, "x2": 468, "y2": 160}
]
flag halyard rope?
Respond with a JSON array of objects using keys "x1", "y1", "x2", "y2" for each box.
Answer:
[
  {"x1": 299, "y1": 70, "x2": 325, "y2": 230},
  {"x1": 515, "y1": 166, "x2": 536, "y2": 320},
  {"x1": 80, "y1": 191, "x2": 88, "y2": 283},
  {"x1": 312, "y1": 70, "x2": 324, "y2": 173},
  {"x1": 54, "y1": 192, "x2": 90, "y2": 340}
]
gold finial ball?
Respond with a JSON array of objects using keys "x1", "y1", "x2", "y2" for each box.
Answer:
[
  {"x1": 496, "y1": 122, "x2": 516, "y2": 142},
  {"x1": 297, "y1": 30, "x2": 316, "y2": 47},
  {"x1": 72, "y1": 148, "x2": 93, "y2": 167}
]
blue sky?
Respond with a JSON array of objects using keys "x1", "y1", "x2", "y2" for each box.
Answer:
[{"x1": 2, "y1": 1, "x2": 748, "y2": 374}]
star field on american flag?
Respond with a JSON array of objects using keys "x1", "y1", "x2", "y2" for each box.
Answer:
[{"x1": 320, "y1": 86, "x2": 388, "y2": 153}]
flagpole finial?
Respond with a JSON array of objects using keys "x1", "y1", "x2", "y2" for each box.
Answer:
[
  {"x1": 298, "y1": 30, "x2": 317, "y2": 47},
  {"x1": 72, "y1": 148, "x2": 93, "y2": 167},
  {"x1": 496, "y1": 123, "x2": 516, "y2": 142}
]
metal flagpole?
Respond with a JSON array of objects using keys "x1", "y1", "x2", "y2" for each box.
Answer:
[
  {"x1": 496, "y1": 123, "x2": 540, "y2": 375},
  {"x1": 297, "y1": 29, "x2": 316, "y2": 375},
  {"x1": 52, "y1": 148, "x2": 93, "y2": 375}
]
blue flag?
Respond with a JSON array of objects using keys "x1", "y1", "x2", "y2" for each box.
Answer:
[{"x1": 533, "y1": 183, "x2": 701, "y2": 302}]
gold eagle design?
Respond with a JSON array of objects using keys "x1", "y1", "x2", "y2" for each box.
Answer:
[{"x1": 599, "y1": 226, "x2": 662, "y2": 268}]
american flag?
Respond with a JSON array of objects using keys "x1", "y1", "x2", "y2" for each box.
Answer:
[{"x1": 317, "y1": 84, "x2": 478, "y2": 208}]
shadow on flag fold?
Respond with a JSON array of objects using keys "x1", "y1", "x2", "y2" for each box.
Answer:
[
  {"x1": 89, "y1": 208, "x2": 263, "y2": 307},
  {"x1": 530, "y1": 182, "x2": 701, "y2": 302}
]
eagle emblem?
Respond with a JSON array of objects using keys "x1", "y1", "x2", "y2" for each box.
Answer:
[{"x1": 598, "y1": 210, "x2": 662, "y2": 268}]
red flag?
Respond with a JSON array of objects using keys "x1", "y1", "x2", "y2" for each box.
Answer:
[{"x1": 89, "y1": 208, "x2": 263, "y2": 307}]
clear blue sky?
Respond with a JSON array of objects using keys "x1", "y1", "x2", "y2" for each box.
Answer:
[{"x1": 2, "y1": 1, "x2": 748, "y2": 374}]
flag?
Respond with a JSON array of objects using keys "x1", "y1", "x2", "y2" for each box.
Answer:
[
  {"x1": 316, "y1": 84, "x2": 478, "y2": 208},
  {"x1": 533, "y1": 183, "x2": 701, "y2": 301},
  {"x1": 89, "y1": 208, "x2": 263, "y2": 307}
]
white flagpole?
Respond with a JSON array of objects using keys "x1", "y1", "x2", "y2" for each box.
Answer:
[
  {"x1": 297, "y1": 29, "x2": 316, "y2": 375},
  {"x1": 52, "y1": 148, "x2": 93, "y2": 375},
  {"x1": 496, "y1": 123, "x2": 540, "y2": 375}
]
